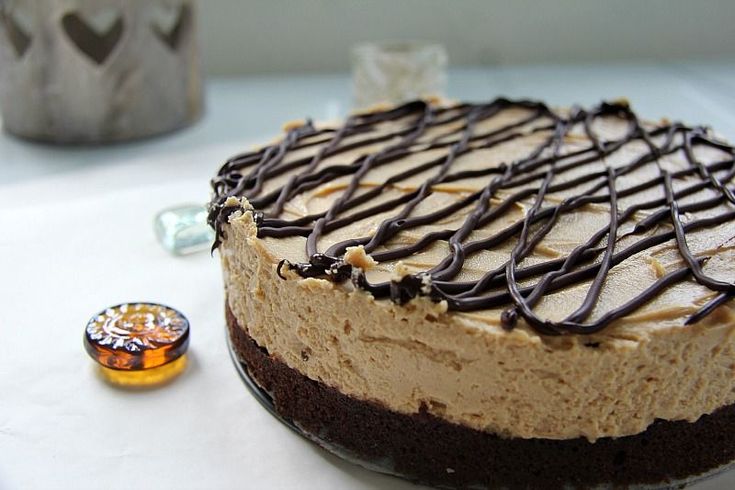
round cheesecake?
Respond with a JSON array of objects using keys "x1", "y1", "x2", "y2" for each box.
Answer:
[{"x1": 209, "y1": 98, "x2": 735, "y2": 488}]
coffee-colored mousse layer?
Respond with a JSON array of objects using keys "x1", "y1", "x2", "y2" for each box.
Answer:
[{"x1": 220, "y1": 208, "x2": 735, "y2": 441}]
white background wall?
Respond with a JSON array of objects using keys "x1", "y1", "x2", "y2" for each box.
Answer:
[{"x1": 198, "y1": 0, "x2": 735, "y2": 76}]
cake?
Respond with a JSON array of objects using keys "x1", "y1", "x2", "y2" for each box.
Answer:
[{"x1": 208, "y1": 98, "x2": 735, "y2": 488}]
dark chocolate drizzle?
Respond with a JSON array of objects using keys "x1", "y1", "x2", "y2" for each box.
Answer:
[{"x1": 208, "y1": 98, "x2": 735, "y2": 335}]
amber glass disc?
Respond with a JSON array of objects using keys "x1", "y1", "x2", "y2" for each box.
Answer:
[{"x1": 84, "y1": 303, "x2": 190, "y2": 370}]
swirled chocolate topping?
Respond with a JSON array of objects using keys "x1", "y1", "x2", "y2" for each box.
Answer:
[{"x1": 209, "y1": 98, "x2": 735, "y2": 335}]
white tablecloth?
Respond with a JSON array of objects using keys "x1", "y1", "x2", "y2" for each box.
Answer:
[{"x1": 2, "y1": 64, "x2": 735, "y2": 489}]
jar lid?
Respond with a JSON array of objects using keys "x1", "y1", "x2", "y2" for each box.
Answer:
[{"x1": 84, "y1": 302, "x2": 190, "y2": 371}]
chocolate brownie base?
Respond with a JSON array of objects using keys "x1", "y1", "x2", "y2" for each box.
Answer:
[{"x1": 226, "y1": 305, "x2": 735, "y2": 489}]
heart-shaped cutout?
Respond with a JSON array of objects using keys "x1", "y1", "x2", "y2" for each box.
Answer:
[
  {"x1": 151, "y1": 3, "x2": 191, "y2": 51},
  {"x1": 1, "y1": 7, "x2": 32, "y2": 58},
  {"x1": 151, "y1": 4, "x2": 191, "y2": 51},
  {"x1": 61, "y1": 9, "x2": 123, "y2": 64}
]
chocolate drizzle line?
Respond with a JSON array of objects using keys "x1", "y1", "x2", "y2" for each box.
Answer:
[{"x1": 208, "y1": 98, "x2": 735, "y2": 335}]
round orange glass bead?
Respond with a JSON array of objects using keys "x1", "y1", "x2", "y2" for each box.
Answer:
[{"x1": 84, "y1": 303, "x2": 190, "y2": 371}]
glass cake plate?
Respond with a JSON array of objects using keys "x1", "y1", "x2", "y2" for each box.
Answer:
[{"x1": 226, "y1": 327, "x2": 732, "y2": 490}]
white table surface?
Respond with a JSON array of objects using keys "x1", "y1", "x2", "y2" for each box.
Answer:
[{"x1": 2, "y1": 62, "x2": 735, "y2": 490}]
